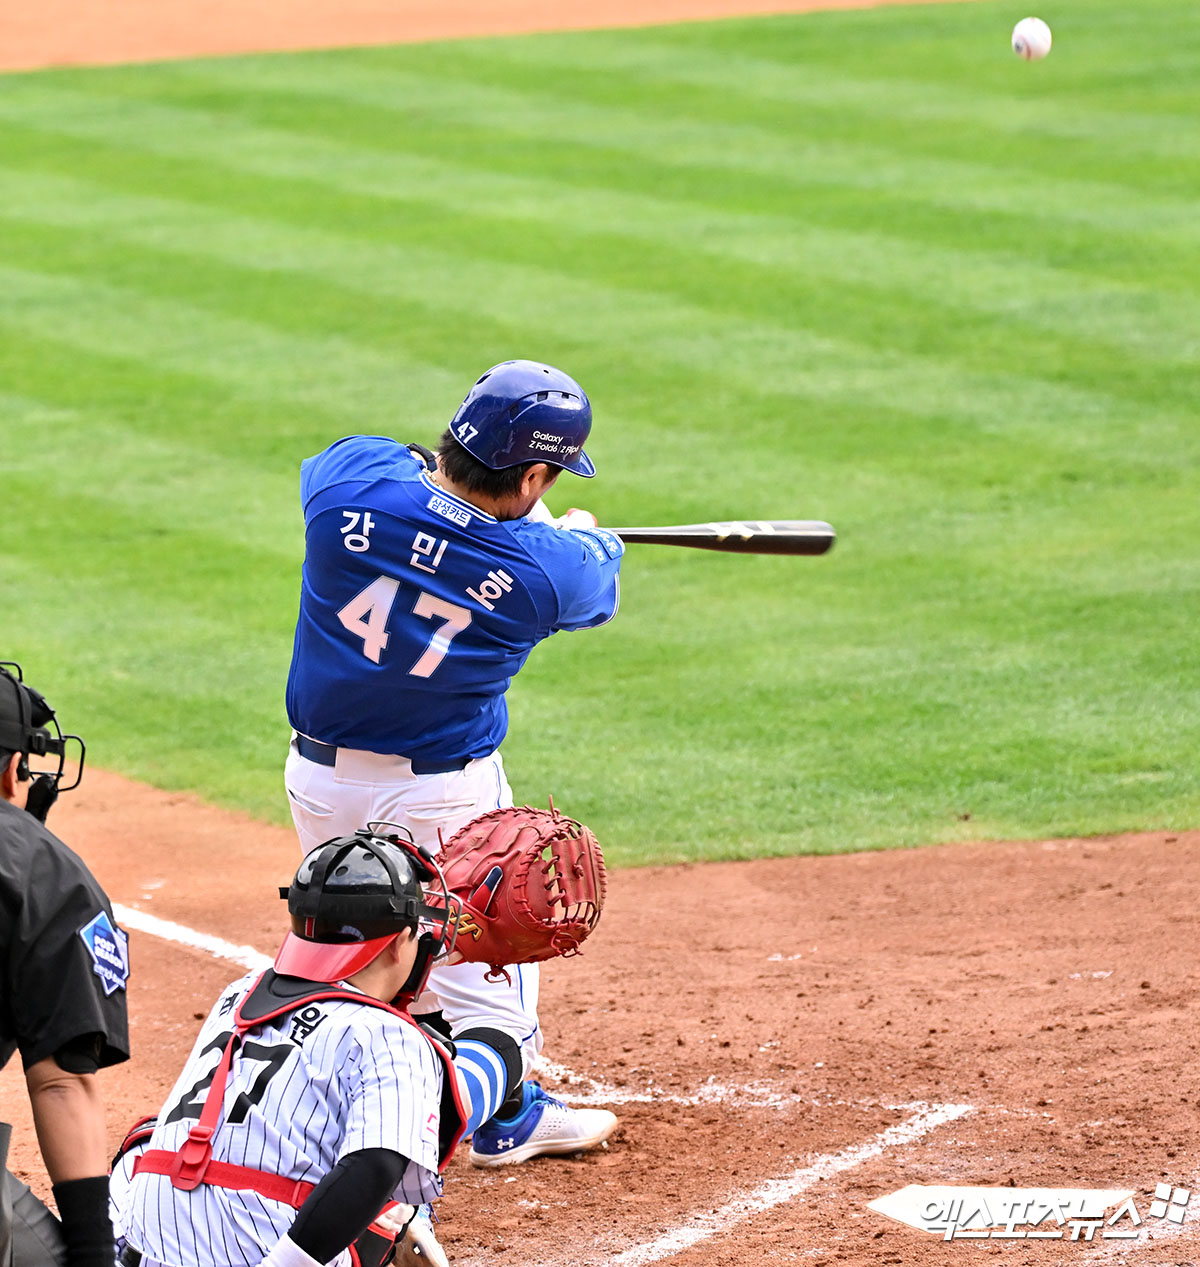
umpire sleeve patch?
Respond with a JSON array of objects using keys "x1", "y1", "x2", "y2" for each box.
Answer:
[{"x1": 78, "y1": 911, "x2": 130, "y2": 996}]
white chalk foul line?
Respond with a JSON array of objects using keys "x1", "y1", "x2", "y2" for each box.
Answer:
[
  {"x1": 113, "y1": 903, "x2": 273, "y2": 972},
  {"x1": 113, "y1": 912, "x2": 737, "y2": 1106},
  {"x1": 607, "y1": 1101, "x2": 975, "y2": 1267},
  {"x1": 534, "y1": 1057, "x2": 821, "y2": 1110},
  {"x1": 113, "y1": 905, "x2": 977, "y2": 1265},
  {"x1": 111, "y1": 907, "x2": 918, "y2": 1118}
]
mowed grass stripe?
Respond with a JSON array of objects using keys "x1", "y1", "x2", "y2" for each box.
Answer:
[
  {"x1": 512, "y1": 499, "x2": 1199, "y2": 851},
  {"x1": 1, "y1": 78, "x2": 1198, "y2": 261},
  {"x1": 0, "y1": 230, "x2": 1188, "y2": 499},
  {"x1": 2, "y1": 143, "x2": 1197, "y2": 379},
  {"x1": 599, "y1": 0, "x2": 1200, "y2": 114},
  {"x1": 0, "y1": 178, "x2": 1192, "y2": 537},
  {"x1": 2, "y1": 262, "x2": 1191, "y2": 684},
  {"x1": 166, "y1": 39, "x2": 1200, "y2": 189},
  {"x1": 523, "y1": 576, "x2": 1200, "y2": 857},
  {"x1": 0, "y1": 138, "x2": 1193, "y2": 440},
  {"x1": 0, "y1": 324, "x2": 405, "y2": 473},
  {"x1": 0, "y1": 477, "x2": 295, "y2": 645},
  {"x1": 0, "y1": 448, "x2": 295, "y2": 802},
  {"x1": 0, "y1": 262, "x2": 465, "y2": 425},
  {"x1": 0, "y1": 389, "x2": 300, "y2": 555},
  {"x1": 0, "y1": 392, "x2": 300, "y2": 798},
  {"x1": 461, "y1": 27, "x2": 1200, "y2": 156},
  {"x1": 1, "y1": 83, "x2": 1195, "y2": 334}
]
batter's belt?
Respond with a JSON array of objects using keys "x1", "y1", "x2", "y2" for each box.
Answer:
[{"x1": 294, "y1": 734, "x2": 471, "y2": 776}]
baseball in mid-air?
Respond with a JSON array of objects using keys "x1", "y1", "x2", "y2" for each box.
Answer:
[{"x1": 1012, "y1": 16, "x2": 1052, "y2": 60}]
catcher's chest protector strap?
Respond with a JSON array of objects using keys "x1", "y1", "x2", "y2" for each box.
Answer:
[
  {"x1": 234, "y1": 973, "x2": 466, "y2": 1168},
  {"x1": 133, "y1": 971, "x2": 465, "y2": 1200}
]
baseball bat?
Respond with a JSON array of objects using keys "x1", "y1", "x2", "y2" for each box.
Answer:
[{"x1": 609, "y1": 520, "x2": 835, "y2": 556}]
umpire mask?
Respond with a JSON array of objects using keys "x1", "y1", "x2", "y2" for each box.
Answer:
[{"x1": 0, "y1": 663, "x2": 86, "y2": 823}]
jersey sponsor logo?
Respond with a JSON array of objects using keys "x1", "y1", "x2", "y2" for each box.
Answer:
[
  {"x1": 466, "y1": 568, "x2": 514, "y2": 612},
  {"x1": 78, "y1": 911, "x2": 130, "y2": 996},
  {"x1": 428, "y1": 493, "x2": 472, "y2": 527},
  {"x1": 579, "y1": 528, "x2": 623, "y2": 560},
  {"x1": 578, "y1": 534, "x2": 607, "y2": 563}
]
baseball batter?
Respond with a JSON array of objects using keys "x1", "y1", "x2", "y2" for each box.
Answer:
[
  {"x1": 283, "y1": 361, "x2": 622, "y2": 1170},
  {"x1": 113, "y1": 829, "x2": 464, "y2": 1267}
]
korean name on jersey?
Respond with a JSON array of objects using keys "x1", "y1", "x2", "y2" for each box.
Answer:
[{"x1": 287, "y1": 437, "x2": 623, "y2": 761}]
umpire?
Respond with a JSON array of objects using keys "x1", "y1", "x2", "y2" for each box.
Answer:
[{"x1": 0, "y1": 663, "x2": 130, "y2": 1267}]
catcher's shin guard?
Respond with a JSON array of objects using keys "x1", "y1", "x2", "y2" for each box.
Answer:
[{"x1": 453, "y1": 1027, "x2": 522, "y2": 1137}]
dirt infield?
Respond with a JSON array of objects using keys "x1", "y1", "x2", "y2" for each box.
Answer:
[
  {"x1": 0, "y1": 0, "x2": 980, "y2": 72},
  {"x1": 4, "y1": 769, "x2": 1198, "y2": 1263}
]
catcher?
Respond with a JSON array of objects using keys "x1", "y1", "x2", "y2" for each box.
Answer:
[{"x1": 110, "y1": 807, "x2": 607, "y2": 1267}]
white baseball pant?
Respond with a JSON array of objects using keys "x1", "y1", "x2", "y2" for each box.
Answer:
[{"x1": 283, "y1": 741, "x2": 542, "y2": 1076}]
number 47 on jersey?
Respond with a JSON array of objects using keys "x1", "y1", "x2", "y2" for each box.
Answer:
[{"x1": 338, "y1": 577, "x2": 471, "y2": 678}]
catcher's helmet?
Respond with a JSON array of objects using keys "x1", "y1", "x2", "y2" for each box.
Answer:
[
  {"x1": 276, "y1": 825, "x2": 456, "y2": 996},
  {"x1": 449, "y1": 360, "x2": 595, "y2": 477}
]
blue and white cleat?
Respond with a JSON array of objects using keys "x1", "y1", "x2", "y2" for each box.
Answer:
[{"x1": 469, "y1": 1081, "x2": 618, "y2": 1167}]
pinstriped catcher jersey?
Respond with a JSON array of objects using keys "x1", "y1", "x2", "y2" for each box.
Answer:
[
  {"x1": 286, "y1": 437, "x2": 624, "y2": 761},
  {"x1": 120, "y1": 971, "x2": 445, "y2": 1267}
]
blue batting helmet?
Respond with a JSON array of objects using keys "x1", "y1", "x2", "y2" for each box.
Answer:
[{"x1": 449, "y1": 360, "x2": 595, "y2": 477}]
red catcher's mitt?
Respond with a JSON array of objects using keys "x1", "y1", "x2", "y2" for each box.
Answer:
[{"x1": 436, "y1": 805, "x2": 606, "y2": 976}]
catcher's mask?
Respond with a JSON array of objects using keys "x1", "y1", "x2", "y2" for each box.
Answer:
[
  {"x1": 449, "y1": 360, "x2": 595, "y2": 476},
  {"x1": 276, "y1": 824, "x2": 458, "y2": 1003},
  {"x1": 0, "y1": 662, "x2": 86, "y2": 824}
]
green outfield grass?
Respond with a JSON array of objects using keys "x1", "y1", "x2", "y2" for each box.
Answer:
[{"x1": 1, "y1": 0, "x2": 1197, "y2": 865}]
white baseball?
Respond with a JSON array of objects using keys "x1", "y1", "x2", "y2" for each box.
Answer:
[{"x1": 1012, "y1": 16, "x2": 1052, "y2": 61}]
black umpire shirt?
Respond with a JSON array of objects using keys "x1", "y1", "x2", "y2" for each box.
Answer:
[{"x1": 0, "y1": 798, "x2": 130, "y2": 1077}]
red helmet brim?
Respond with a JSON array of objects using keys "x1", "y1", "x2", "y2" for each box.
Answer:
[{"x1": 274, "y1": 931, "x2": 396, "y2": 982}]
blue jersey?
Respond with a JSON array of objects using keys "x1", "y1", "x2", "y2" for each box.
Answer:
[{"x1": 286, "y1": 437, "x2": 623, "y2": 760}]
